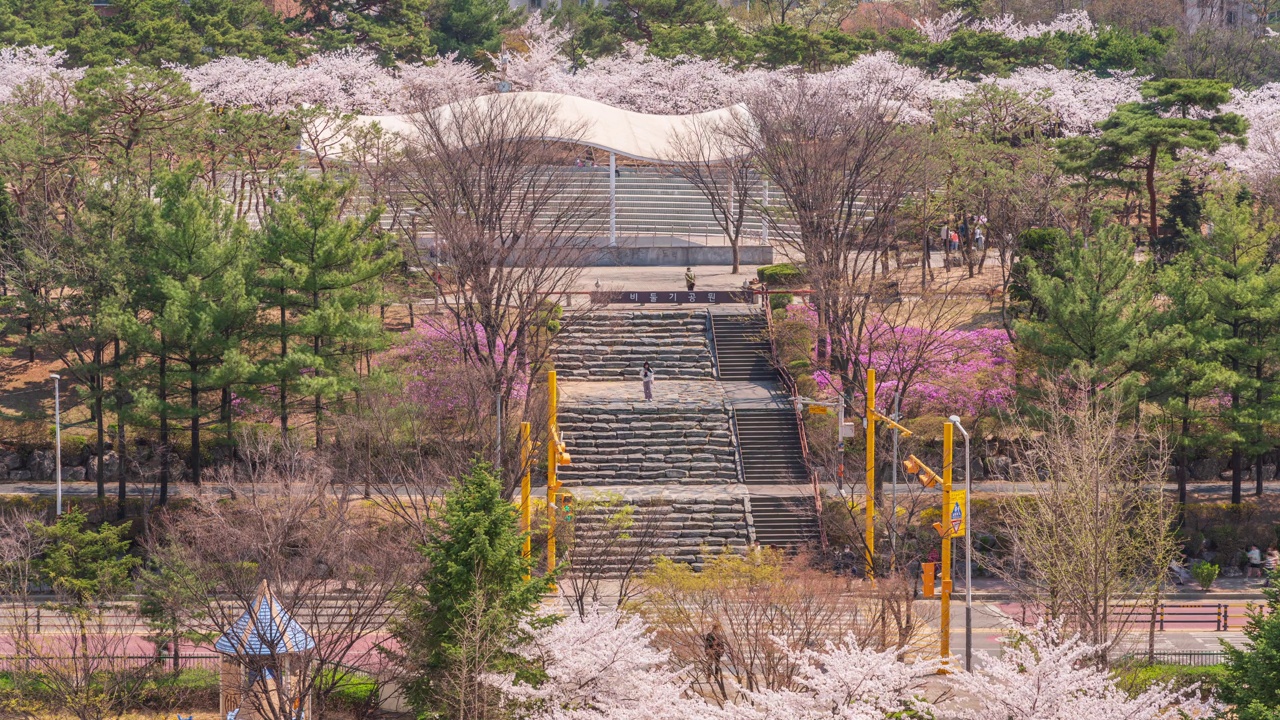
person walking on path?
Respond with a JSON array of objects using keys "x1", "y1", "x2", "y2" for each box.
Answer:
[
  {"x1": 685, "y1": 267, "x2": 696, "y2": 292},
  {"x1": 1265, "y1": 546, "x2": 1279, "y2": 585},
  {"x1": 1248, "y1": 544, "x2": 1263, "y2": 578},
  {"x1": 641, "y1": 361, "x2": 655, "y2": 402}
]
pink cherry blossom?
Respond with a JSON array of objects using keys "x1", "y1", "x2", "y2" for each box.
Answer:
[
  {"x1": 735, "y1": 635, "x2": 941, "y2": 720},
  {"x1": 0, "y1": 46, "x2": 83, "y2": 106},
  {"x1": 487, "y1": 605, "x2": 728, "y2": 720},
  {"x1": 948, "y1": 622, "x2": 1218, "y2": 720}
]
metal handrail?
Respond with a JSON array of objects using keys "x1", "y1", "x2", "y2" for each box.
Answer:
[{"x1": 762, "y1": 287, "x2": 826, "y2": 548}]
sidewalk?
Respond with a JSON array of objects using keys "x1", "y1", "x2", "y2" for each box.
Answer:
[{"x1": 965, "y1": 575, "x2": 1269, "y2": 601}]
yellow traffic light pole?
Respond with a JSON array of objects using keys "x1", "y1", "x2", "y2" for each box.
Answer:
[
  {"x1": 865, "y1": 369, "x2": 876, "y2": 577},
  {"x1": 940, "y1": 421, "x2": 953, "y2": 670},
  {"x1": 862, "y1": 369, "x2": 912, "y2": 580},
  {"x1": 545, "y1": 370, "x2": 571, "y2": 586},
  {"x1": 520, "y1": 422, "x2": 532, "y2": 580},
  {"x1": 902, "y1": 421, "x2": 955, "y2": 670},
  {"x1": 547, "y1": 371, "x2": 560, "y2": 580}
]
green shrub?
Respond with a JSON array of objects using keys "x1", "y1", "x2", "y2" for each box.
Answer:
[
  {"x1": 137, "y1": 668, "x2": 220, "y2": 709},
  {"x1": 1191, "y1": 561, "x2": 1219, "y2": 590},
  {"x1": 769, "y1": 293, "x2": 793, "y2": 312},
  {"x1": 1114, "y1": 663, "x2": 1225, "y2": 700},
  {"x1": 757, "y1": 263, "x2": 805, "y2": 288},
  {"x1": 795, "y1": 374, "x2": 819, "y2": 399},
  {"x1": 321, "y1": 667, "x2": 379, "y2": 710}
]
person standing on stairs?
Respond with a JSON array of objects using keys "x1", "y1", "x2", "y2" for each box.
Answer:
[
  {"x1": 641, "y1": 361, "x2": 655, "y2": 402},
  {"x1": 685, "y1": 267, "x2": 696, "y2": 292}
]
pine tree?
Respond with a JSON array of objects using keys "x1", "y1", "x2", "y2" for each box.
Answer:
[
  {"x1": 259, "y1": 172, "x2": 396, "y2": 447},
  {"x1": 1014, "y1": 224, "x2": 1157, "y2": 393},
  {"x1": 1058, "y1": 78, "x2": 1247, "y2": 242},
  {"x1": 1156, "y1": 177, "x2": 1202, "y2": 263},
  {"x1": 117, "y1": 170, "x2": 259, "y2": 487},
  {"x1": 1169, "y1": 192, "x2": 1280, "y2": 504},
  {"x1": 393, "y1": 461, "x2": 550, "y2": 718},
  {"x1": 1221, "y1": 577, "x2": 1280, "y2": 719}
]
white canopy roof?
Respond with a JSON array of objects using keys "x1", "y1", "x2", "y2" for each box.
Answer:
[{"x1": 331, "y1": 91, "x2": 752, "y2": 164}]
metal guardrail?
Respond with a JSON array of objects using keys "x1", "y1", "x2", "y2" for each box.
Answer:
[
  {"x1": 0, "y1": 654, "x2": 221, "y2": 672},
  {"x1": 1118, "y1": 650, "x2": 1228, "y2": 667}
]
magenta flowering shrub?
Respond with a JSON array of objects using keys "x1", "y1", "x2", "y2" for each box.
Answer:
[
  {"x1": 393, "y1": 318, "x2": 529, "y2": 415},
  {"x1": 795, "y1": 305, "x2": 1014, "y2": 418}
]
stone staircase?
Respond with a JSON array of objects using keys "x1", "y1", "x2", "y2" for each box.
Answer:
[
  {"x1": 734, "y1": 408, "x2": 809, "y2": 484},
  {"x1": 553, "y1": 310, "x2": 714, "y2": 380},
  {"x1": 711, "y1": 313, "x2": 776, "y2": 382},
  {"x1": 556, "y1": 405, "x2": 738, "y2": 487},
  {"x1": 567, "y1": 495, "x2": 750, "y2": 572},
  {"x1": 749, "y1": 495, "x2": 820, "y2": 549}
]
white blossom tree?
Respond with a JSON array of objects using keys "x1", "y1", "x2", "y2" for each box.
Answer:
[
  {"x1": 735, "y1": 636, "x2": 941, "y2": 720},
  {"x1": 488, "y1": 605, "x2": 728, "y2": 720},
  {"x1": 947, "y1": 623, "x2": 1218, "y2": 720}
]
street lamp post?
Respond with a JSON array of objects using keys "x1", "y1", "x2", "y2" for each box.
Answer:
[
  {"x1": 51, "y1": 373, "x2": 62, "y2": 516},
  {"x1": 949, "y1": 415, "x2": 972, "y2": 672}
]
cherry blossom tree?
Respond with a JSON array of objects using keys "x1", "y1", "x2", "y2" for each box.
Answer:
[
  {"x1": 735, "y1": 636, "x2": 941, "y2": 720},
  {"x1": 488, "y1": 605, "x2": 728, "y2": 720},
  {"x1": 947, "y1": 623, "x2": 1218, "y2": 720},
  {"x1": 0, "y1": 46, "x2": 83, "y2": 106}
]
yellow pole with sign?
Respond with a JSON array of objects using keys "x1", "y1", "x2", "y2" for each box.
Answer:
[
  {"x1": 865, "y1": 368, "x2": 876, "y2": 579},
  {"x1": 520, "y1": 422, "x2": 532, "y2": 580},
  {"x1": 940, "y1": 421, "x2": 954, "y2": 669},
  {"x1": 547, "y1": 371, "x2": 559, "y2": 582}
]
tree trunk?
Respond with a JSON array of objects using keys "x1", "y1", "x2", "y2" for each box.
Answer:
[
  {"x1": 94, "y1": 372, "x2": 105, "y2": 502},
  {"x1": 280, "y1": 301, "x2": 289, "y2": 439},
  {"x1": 1147, "y1": 144, "x2": 1159, "y2": 241},
  {"x1": 116, "y1": 414, "x2": 126, "y2": 520},
  {"x1": 1257, "y1": 453, "x2": 1266, "y2": 497},
  {"x1": 159, "y1": 345, "x2": 168, "y2": 505},
  {"x1": 1231, "y1": 447, "x2": 1243, "y2": 505},
  {"x1": 190, "y1": 361, "x2": 201, "y2": 487}
]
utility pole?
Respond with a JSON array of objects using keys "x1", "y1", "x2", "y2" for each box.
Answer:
[
  {"x1": 51, "y1": 373, "x2": 62, "y2": 516},
  {"x1": 865, "y1": 369, "x2": 876, "y2": 577},
  {"x1": 903, "y1": 423, "x2": 957, "y2": 671},
  {"x1": 520, "y1": 421, "x2": 532, "y2": 580}
]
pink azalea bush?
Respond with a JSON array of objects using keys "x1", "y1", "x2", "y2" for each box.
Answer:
[
  {"x1": 794, "y1": 305, "x2": 1015, "y2": 418},
  {"x1": 394, "y1": 318, "x2": 527, "y2": 416}
]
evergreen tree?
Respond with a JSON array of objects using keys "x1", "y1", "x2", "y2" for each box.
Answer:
[
  {"x1": 1058, "y1": 78, "x2": 1247, "y2": 242},
  {"x1": 1167, "y1": 191, "x2": 1280, "y2": 504},
  {"x1": 1150, "y1": 256, "x2": 1216, "y2": 505},
  {"x1": 1156, "y1": 177, "x2": 1203, "y2": 262},
  {"x1": 429, "y1": 0, "x2": 516, "y2": 63},
  {"x1": 394, "y1": 461, "x2": 550, "y2": 718},
  {"x1": 259, "y1": 173, "x2": 395, "y2": 446},
  {"x1": 1014, "y1": 224, "x2": 1156, "y2": 393},
  {"x1": 1221, "y1": 577, "x2": 1280, "y2": 719},
  {"x1": 116, "y1": 170, "x2": 259, "y2": 487},
  {"x1": 34, "y1": 508, "x2": 139, "y2": 612},
  {"x1": 293, "y1": 0, "x2": 437, "y2": 64}
]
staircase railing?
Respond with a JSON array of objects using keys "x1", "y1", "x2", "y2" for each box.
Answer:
[{"x1": 762, "y1": 288, "x2": 827, "y2": 548}]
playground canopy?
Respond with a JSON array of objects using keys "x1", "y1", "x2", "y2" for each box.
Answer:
[
  {"x1": 215, "y1": 580, "x2": 316, "y2": 656},
  {"x1": 328, "y1": 91, "x2": 754, "y2": 164}
]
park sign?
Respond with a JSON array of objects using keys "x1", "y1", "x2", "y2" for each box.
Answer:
[
  {"x1": 609, "y1": 291, "x2": 753, "y2": 305},
  {"x1": 949, "y1": 490, "x2": 966, "y2": 537}
]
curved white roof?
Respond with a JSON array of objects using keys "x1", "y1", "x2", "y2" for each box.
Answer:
[{"x1": 332, "y1": 91, "x2": 753, "y2": 164}]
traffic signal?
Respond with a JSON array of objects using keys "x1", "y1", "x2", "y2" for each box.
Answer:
[
  {"x1": 555, "y1": 439, "x2": 572, "y2": 466},
  {"x1": 903, "y1": 455, "x2": 941, "y2": 488},
  {"x1": 562, "y1": 494, "x2": 573, "y2": 522}
]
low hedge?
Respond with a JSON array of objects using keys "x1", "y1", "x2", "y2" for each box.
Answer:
[{"x1": 757, "y1": 263, "x2": 805, "y2": 288}]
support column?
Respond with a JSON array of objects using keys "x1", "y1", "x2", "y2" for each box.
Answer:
[
  {"x1": 609, "y1": 152, "x2": 617, "y2": 247},
  {"x1": 761, "y1": 179, "x2": 770, "y2": 243}
]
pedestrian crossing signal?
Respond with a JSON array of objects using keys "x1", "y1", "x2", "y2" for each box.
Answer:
[{"x1": 562, "y1": 494, "x2": 573, "y2": 522}]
